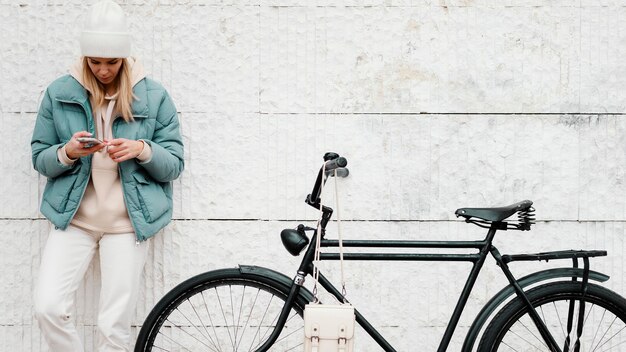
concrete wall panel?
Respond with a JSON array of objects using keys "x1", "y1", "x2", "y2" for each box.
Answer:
[{"x1": 2, "y1": 1, "x2": 625, "y2": 351}]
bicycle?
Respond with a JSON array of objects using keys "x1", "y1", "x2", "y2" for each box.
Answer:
[{"x1": 135, "y1": 152, "x2": 626, "y2": 352}]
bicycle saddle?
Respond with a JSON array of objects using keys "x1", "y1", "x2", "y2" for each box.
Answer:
[{"x1": 455, "y1": 200, "x2": 533, "y2": 222}]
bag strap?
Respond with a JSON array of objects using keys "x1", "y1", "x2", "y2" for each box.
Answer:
[
  {"x1": 312, "y1": 165, "x2": 348, "y2": 302},
  {"x1": 334, "y1": 169, "x2": 347, "y2": 299},
  {"x1": 312, "y1": 162, "x2": 325, "y2": 301}
]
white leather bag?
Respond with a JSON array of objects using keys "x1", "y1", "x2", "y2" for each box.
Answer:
[
  {"x1": 304, "y1": 165, "x2": 355, "y2": 352},
  {"x1": 303, "y1": 303, "x2": 355, "y2": 352}
]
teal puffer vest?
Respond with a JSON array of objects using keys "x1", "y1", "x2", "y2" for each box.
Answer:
[{"x1": 31, "y1": 75, "x2": 184, "y2": 241}]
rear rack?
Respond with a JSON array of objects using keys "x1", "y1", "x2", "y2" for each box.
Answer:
[{"x1": 502, "y1": 250, "x2": 607, "y2": 264}]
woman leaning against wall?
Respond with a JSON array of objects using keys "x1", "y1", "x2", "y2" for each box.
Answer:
[{"x1": 30, "y1": 1, "x2": 184, "y2": 350}]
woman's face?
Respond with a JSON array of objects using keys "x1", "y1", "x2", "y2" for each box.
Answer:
[{"x1": 86, "y1": 57, "x2": 123, "y2": 87}]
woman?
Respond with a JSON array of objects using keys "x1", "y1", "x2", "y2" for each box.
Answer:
[{"x1": 30, "y1": 1, "x2": 184, "y2": 351}]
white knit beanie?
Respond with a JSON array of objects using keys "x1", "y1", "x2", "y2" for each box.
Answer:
[{"x1": 80, "y1": 0, "x2": 131, "y2": 58}]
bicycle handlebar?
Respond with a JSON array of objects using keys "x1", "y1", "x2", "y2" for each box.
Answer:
[{"x1": 306, "y1": 153, "x2": 349, "y2": 207}]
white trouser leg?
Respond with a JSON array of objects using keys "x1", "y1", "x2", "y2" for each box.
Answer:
[
  {"x1": 34, "y1": 225, "x2": 98, "y2": 352},
  {"x1": 97, "y1": 233, "x2": 149, "y2": 352}
]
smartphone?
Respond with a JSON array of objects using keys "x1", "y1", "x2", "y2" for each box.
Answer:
[{"x1": 76, "y1": 137, "x2": 104, "y2": 148}]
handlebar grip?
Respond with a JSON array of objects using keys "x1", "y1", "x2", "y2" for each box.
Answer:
[{"x1": 324, "y1": 156, "x2": 347, "y2": 171}]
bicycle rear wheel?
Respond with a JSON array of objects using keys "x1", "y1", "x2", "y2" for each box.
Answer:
[
  {"x1": 135, "y1": 268, "x2": 309, "y2": 352},
  {"x1": 478, "y1": 281, "x2": 626, "y2": 351}
]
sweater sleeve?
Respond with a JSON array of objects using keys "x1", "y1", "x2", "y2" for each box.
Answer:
[
  {"x1": 136, "y1": 139, "x2": 153, "y2": 163},
  {"x1": 58, "y1": 145, "x2": 78, "y2": 166}
]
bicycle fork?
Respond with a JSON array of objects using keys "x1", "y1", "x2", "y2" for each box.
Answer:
[
  {"x1": 254, "y1": 271, "x2": 306, "y2": 352},
  {"x1": 255, "y1": 232, "x2": 320, "y2": 352}
]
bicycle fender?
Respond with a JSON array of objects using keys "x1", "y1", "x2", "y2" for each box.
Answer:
[
  {"x1": 461, "y1": 267, "x2": 609, "y2": 352},
  {"x1": 238, "y1": 264, "x2": 315, "y2": 302}
]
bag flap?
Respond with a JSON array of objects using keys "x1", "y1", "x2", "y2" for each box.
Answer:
[{"x1": 304, "y1": 303, "x2": 355, "y2": 339}]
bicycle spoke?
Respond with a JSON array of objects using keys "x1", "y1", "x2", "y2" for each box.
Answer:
[
  {"x1": 233, "y1": 284, "x2": 246, "y2": 351},
  {"x1": 500, "y1": 340, "x2": 521, "y2": 351},
  {"x1": 215, "y1": 285, "x2": 237, "y2": 349},
  {"x1": 202, "y1": 290, "x2": 223, "y2": 351},
  {"x1": 247, "y1": 295, "x2": 275, "y2": 351},
  {"x1": 158, "y1": 320, "x2": 214, "y2": 352},
  {"x1": 273, "y1": 313, "x2": 304, "y2": 345},
  {"x1": 165, "y1": 308, "x2": 217, "y2": 351},
  {"x1": 593, "y1": 321, "x2": 626, "y2": 351},
  {"x1": 235, "y1": 286, "x2": 260, "y2": 351},
  {"x1": 258, "y1": 300, "x2": 282, "y2": 344},
  {"x1": 587, "y1": 304, "x2": 605, "y2": 351},
  {"x1": 284, "y1": 341, "x2": 305, "y2": 351},
  {"x1": 505, "y1": 321, "x2": 547, "y2": 351},
  {"x1": 229, "y1": 285, "x2": 239, "y2": 348},
  {"x1": 552, "y1": 301, "x2": 570, "y2": 350},
  {"x1": 186, "y1": 297, "x2": 219, "y2": 349},
  {"x1": 250, "y1": 307, "x2": 302, "y2": 352}
]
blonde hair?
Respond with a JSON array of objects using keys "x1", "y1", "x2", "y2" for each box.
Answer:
[{"x1": 82, "y1": 57, "x2": 135, "y2": 122}]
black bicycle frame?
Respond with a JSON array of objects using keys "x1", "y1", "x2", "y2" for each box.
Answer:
[
  {"x1": 317, "y1": 225, "x2": 497, "y2": 352},
  {"x1": 260, "y1": 222, "x2": 576, "y2": 352}
]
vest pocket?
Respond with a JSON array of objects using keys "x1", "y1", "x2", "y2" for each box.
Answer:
[
  {"x1": 132, "y1": 172, "x2": 169, "y2": 223},
  {"x1": 45, "y1": 173, "x2": 78, "y2": 213}
]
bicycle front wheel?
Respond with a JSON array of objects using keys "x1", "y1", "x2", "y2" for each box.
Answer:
[
  {"x1": 135, "y1": 267, "x2": 309, "y2": 352},
  {"x1": 478, "y1": 281, "x2": 626, "y2": 351}
]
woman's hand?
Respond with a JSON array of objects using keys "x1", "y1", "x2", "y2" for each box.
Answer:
[
  {"x1": 107, "y1": 138, "x2": 144, "y2": 163},
  {"x1": 65, "y1": 131, "x2": 106, "y2": 159}
]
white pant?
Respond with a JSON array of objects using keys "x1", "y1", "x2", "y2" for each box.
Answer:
[{"x1": 34, "y1": 225, "x2": 149, "y2": 352}]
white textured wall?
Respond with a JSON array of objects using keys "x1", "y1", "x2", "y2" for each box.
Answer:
[{"x1": 1, "y1": 1, "x2": 625, "y2": 351}]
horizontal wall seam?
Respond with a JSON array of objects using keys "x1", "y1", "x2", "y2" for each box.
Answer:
[
  {"x1": 14, "y1": 111, "x2": 626, "y2": 116},
  {"x1": 9, "y1": 217, "x2": 626, "y2": 223},
  {"x1": 258, "y1": 112, "x2": 626, "y2": 116}
]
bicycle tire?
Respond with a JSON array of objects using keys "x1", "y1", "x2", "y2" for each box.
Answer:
[
  {"x1": 134, "y1": 267, "x2": 310, "y2": 352},
  {"x1": 478, "y1": 281, "x2": 626, "y2": 351}
]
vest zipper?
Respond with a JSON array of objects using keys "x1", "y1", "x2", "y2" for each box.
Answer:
[{"x1": 112, "y1": 117, "x2": 143, "y2": 243}]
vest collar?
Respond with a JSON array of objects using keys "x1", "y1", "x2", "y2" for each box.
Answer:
[{"x1": 57, "y1": 75, "x2": 149, "y2": 119}]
